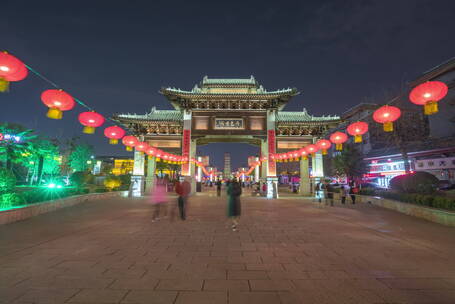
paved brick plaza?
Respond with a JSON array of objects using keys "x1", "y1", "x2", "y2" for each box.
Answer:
[{"x1": 1, "y1": 190, "x2": 455, "y2": 304}]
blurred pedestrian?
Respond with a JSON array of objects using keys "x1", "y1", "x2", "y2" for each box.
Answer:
[
  {"x1": 175, "y1": 177, "x2": 191, "y2": 220},
  {"x1": 216, "y1": 179, "x2": 222, "y2": 197},
  {"x1": 340, "y1": 184, "x2": 347, "y2": 204},
  {"x1": 349, "y1": 181, "x2": 357, "y2": 204},
  {"x1": 227, "y1": 178, "x2": 242, "y2": 231},
  {"x1": 151, "y1": 178, "x2": 167, "y2": 222}
]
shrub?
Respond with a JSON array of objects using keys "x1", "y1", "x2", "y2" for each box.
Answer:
[
  {"x1": 104, "y1": 176, "x2": 121, "y2": 191},
  {"x1": 70, "y1": 171, "x2": 94, "y2": 187},
  {"x1": 390, "y1": 172, "x2": 439, "y2": 194},
  {"x1": 118, "y1": 174, "x2": 131, "y2": 188},
  {"x1": 359, "y1": 187, "x2": 376, "y2": 196},
  {"x1": 0, "y1": 193, "x2": 25, "y2": 209},
  {"x1": 94, "y1": 187, "x2": 108, "y2": 193},
  {"x1": 0, "y1": 168, "x2": 16, "y2": 194}
]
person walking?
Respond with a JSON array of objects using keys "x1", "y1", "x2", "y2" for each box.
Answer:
[
  {"x1": 326, "y1": 183, "x2": 334, "y2": 206},
  {"x1": 216, "y1": 179, "x2": 222, "y2": 197},
  {"x1": 175, "y1": 177, "x2": 191, "y2": 220},
  {"x1": 151, "y1": 179, "x2": 167, "y2": 222},
  {"x1": 227, "y1": 178, "x2": 242, "y2": 231},
  {"x1": 340, "y1": 184, "x2": 347, "y2": 204},
  {"x1": 349, "y1": 181, "x2": 357, "y2": 204}
]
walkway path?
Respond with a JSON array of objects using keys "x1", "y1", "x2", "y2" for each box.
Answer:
[{"x1": 1, "y1": 191, "x2": 455, "y2": 303}]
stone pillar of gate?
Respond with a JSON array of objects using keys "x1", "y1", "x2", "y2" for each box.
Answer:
[
  {"x1": 299, "y1": 157, "x2": 311, "y2": 196},
  {"x1": 254, "y1": 157, "x2": 260, "y2": 182},
  {"x1": 145, "y1": 155, "x2": 156, "y2": 195},
  {"x1": 130, "y1": 148, "x2": 145, "y2": 197},
  {"x1": 260, "y1": 139, "x2": 268, "y2": 194},
  {"x1": 266, "y1": 109, "x2": 278, "y2": 199},
  {"x1": 311, "y1": 138, "x2": 324, "y2": 193}
]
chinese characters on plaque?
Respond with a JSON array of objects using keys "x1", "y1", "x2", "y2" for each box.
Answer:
[{"x1": 214, "y1": 118, "x2": 244, "y2": 129}]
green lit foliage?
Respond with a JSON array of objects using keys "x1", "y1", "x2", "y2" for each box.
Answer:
[
  {"x1": 70, "y1": 171, "x2": 94, "y2": 187},
  {"x1": 69, "y1": 144, "x2": 93, "y2": 172},
  {"x1": 332, "y1": 144, "x2": 367, "y2": 179},
  {"x1": 0, "y1": 168, "x2": 22, "y2": 209},
  {"x1": 0, "y1": 192, "x2": 25, "y2": 209},
  {"x1": 0, "y1": 168, "x2": 16, "y2": 193},
  {"x1": 0, "y1": 123, "x2": 37, "y2": 170},
  {"x1": 0, "y1": 123, "x2": 62, "y2": 184}
]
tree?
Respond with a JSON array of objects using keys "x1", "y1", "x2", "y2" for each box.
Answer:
[
  {"x1": 0, "y1": 123, "x2": 37, "y2": 171},
  {"x1": 332, "y1": 144, "x2": 367, "y2": 181},
  {"x1": 68, "y1": 144, "x2": 94, "y2": 172}
]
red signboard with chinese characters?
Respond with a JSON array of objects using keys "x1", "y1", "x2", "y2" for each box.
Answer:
[
  {"x1": 267, "y1": 130, "x2": 276, "y2": 176},
  {"x1": 182, "y1": 130, "x2": 191, "y2": 176}
]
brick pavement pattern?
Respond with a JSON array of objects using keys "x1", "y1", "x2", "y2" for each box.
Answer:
[{"x1": 1, "y1": 191, "x2": 455, "y2": 303}]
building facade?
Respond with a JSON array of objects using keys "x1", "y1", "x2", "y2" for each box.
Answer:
[{"x1": 337, "y1": 58, "x2": 455, "y2": 186}]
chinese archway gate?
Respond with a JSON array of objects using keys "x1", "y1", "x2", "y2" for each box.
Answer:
[{"x1": 114, "y1": 76, "x2": 340, "y2": 198}]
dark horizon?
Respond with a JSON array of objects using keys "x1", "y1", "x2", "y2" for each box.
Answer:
[{"x1": 2, "y1": 0, "x2": 455, "y2": 170}]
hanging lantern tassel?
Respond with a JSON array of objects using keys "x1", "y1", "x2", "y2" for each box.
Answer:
[
  {"x1": 0, "y1": 78, "x2": 9, "y2": 92},
  {"x1": 83, "y1": 126, "x2": 95, "y2": 134},
  {"x1": 354, "y1": 135, "x2": 362, "y2": 143},
  {"x1": 47, "y1": 108, "x2": 63, "y2": 119},
  {"x1": 126, "y1": 146, "x2": 133, "y2": 152},
  {"x1": 302, "y1": 155, "x2": 308, "y2": 160},
  {"x1": 109, "y1": 138, "x2": 118, "y2": 145},
  {"x1": 383, "y1": 121, "x2": 393, "y2": 132},
  {"x1": 322, "y1": 149, "x2": 327, "y2": 155},
  {"x1": 424, "y1": 101, "x2": 438, "y2": 115},
  {"x1": 336, "y1": 143, "x2": 343, "y2": 151}
]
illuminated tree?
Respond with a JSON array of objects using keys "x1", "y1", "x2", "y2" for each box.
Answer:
[
  {"x1": 68, "y1": 144, "x2": 93, "y2": 172},
  {"x1": 332, "y1": 144, "x2": 367, "y2": 180},
  {"x1": 0, "y1": 123, "x2": 36, "y2": 171}
]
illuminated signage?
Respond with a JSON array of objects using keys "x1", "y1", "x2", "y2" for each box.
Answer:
[{"x1": 214, "y1": 118, "x2": 244, "y2": 129}]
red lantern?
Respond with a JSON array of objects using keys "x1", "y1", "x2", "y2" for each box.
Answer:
[
  {"x1": 41, "y1": 89, "x2": 75, "y2": 119},
  {"x1": 78, "y1": 111, "x2": 105, "y2": 134},
  {"x1": 286, "y1": 152, "x2": 293, "y2": 162},
  {"x1": 135, "y1": 142, "x2": 149, "y2": 152},
  {"x1": 0, "y1": 51, "x2": 28, "y2": 92},
  {"x1": 316, "y1": 139, "x2": 332, "y2": 155},
  {"x1": 104, "y1": 126, "x2": 125, "y2": 145},
  {"x1": 155, "y1": 149, "x2": 163, "y2": 161},
  {"x1": 146, "y1": 147, "x2": 156, "y2": 156},
  {"x1": 122, "y1": 135, "x2": 138, "y2": 151},
  {"x1": 373, "y1": 105, "x2": 401, "y2": 132},
  {"x1": 347, "y1": 122, "x2": 368, "y2": 143},
  {"x1": 330, "y1": 132, "x2": 348, "y2": 151},
  {"x1": 299, "y1": 149, "x2": 308, "y2": 160},
  {"x1": 305, "y1": 144, "x2": 318, "y2": 156},
  {"x1": 0, "y1": 133, "x2": 3, "y2": 141},
  {"x1": 409, "y1": 81, "x2": 448, "y2": 115}
]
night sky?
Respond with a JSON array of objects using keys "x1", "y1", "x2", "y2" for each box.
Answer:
[{"x1": 2, "y1": 0, "x2": 455, "y2": 170}]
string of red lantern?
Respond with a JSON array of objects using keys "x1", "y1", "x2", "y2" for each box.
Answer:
[{"x1": 1, "y1": 51, "x2": 128, "y2": 144}]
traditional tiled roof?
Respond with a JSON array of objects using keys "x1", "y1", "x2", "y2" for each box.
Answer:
[
  {"x1": 277, "y1": 109, "x2": 340, "y2": 122},
  {"x1": 113, "y1": 107, "x2": 182, "y2": 122},
  {"x1": 410, "y1": 57, "x2": 455, "y2": 87},
  {"x1": 160, "y1": 76, "x2": 299, "y2": 100},
  {"x1": 160, "y1": 87, "x2": 298, "y2": 98},
  {"x1": 201, "y1": 75, "x2": 257, "y2": 86}
]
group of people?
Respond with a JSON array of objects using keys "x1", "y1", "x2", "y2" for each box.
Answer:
[
  {"x1": 319, "y1": 181, "x2": 359, "y2": 206},
  {"x1": 150, "y1": 177, "x2": 191, "y2": 222},
  {"x1": 150, "y1": 177, "x2": 243, "y2": 231}
]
